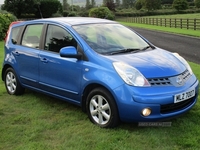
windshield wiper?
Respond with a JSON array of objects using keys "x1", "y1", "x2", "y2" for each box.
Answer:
[
  {"x1": 108, "y1": 48, "x2": 141, "y2": 55},
  {"x1": 141, "y1": 46, "x2": 152, "y2": 51}
]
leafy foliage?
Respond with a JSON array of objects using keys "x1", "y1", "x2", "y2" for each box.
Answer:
[
  {"x1": 68, "y1": 11, "x2": 77, "y2": 16},
  {"x1": 34, "y1": 0, "x2": 62, "y2": 18},
  {"x1": 115, "y1": 0, "x2": 121, "y2": 8},
  {"x1": 144, "y1": 0, "x2": 162, "y2": 11},
  {"x1": 173, "y1": 0, "x2": 189, "y2": 11},
  {"x1": 122, "y1": 0, "x2": 135, "y2": 8},
  {"x1": 3, "y1": 0, "x2": 35, "y2": 18},
  {"x1": 162, "y1": 0, "x2": 174, "y2": 4},
  {"x1": 2, "y1": 0, "x2": 62, "y2": 18},
  {"x1": 89, "y1": 7, "x2": 114, "y2": 20},
  {"x1": 63, "y1": 0, "x2": 70, "y2": 10},
  {"x1": 0, "y1": 11, "x2": 17, "y2": 41},
  {"x1": 85, "y1": 0, "x2": 92, "y2": 9},
  {"x1": 195, "y1": 0, "x2": 200, "y2": 8},
  {"x1": 134, "y1": 0, "x2": 161, "y2": 11},
  {"x1": 135, "y1": 0, "x2": 143, "y2": 10},
  {"x1": 105, "y1": 0, "x2": 116, "y2": 11}
]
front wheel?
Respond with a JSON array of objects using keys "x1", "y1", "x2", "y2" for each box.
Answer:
[
  {"x1": 4, "y1": 68, "x2": 25, "y2": 95},
  {"x1": 86, "y1": 87, "x2": 119, "y2": 128}
]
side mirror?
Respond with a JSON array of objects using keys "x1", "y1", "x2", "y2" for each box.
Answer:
[{"x1": 60, "y1": 46, "x2": 82, "y2": 59}]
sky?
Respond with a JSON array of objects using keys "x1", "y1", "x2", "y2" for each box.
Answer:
[{"x1": 0, "y1": 0, "x2": 3, "y2": 4}]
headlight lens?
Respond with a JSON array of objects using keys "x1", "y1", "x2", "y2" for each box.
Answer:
[
  {"x1": 172, "y1": 53, "x2": 193, "y2": 75},
  {"x1": 113, "y1": 62, "x2": 150, "y2": 87}
]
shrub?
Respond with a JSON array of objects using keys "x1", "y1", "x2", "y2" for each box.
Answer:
[
  {"x1": 63, "y1": 11, "x2": 70, "y2": 17},
  {"x1": 114, "y1": 8, "x2": 200, "y2": 17},
  {"x1": 52, "y1": 13, "x2": 63, "y2": 17},
  {"x1": 77, "y1": 11, "x2": 89, "y2": 17},
  {"x1": 89, "y1": 7, "x2": 115, "y2": 20},
  {"x1": 68, "y1": 11, "x2": 77, "y2": 17},
  {"x1": 0, "y1": 11, "x2": 17, "y2": 41}
]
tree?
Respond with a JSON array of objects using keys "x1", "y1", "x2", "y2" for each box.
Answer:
[
  {"x1": 3, "y1": 0, "x2": 35, "y2": 18},
  {"x1": 115, "y1": 0, "x2": 121, "y2": 8},
  {"x1": 173, "y1": 0, "x2": 188, "y2": 11},
  {"x1": 34, "y1": 0, "x2": 62, "y2": 18},
  {"x1": 195, "y1": 0, "x2": 200, "y2": 8},
  {"x1": 135, "y1": 0, "x2": 143, "y2": 10},
  {"x1": 63, "y1": 0, "x2": 70, "y2": 10},
  {"x1": 144, "y1": 0, "x2": 161, "y2": 11},
  {"x1": 122, "y1": 0, "x2": 129, "y2": 8},
  {"x1": 122, "y1": 0, "x2": 135, "y2": 8},
  {"x1": 86, "y1": 0, "x2": 92, "y2": 9},
  {"x1": 105, "y1": 0, "x2": 116, "y2": 11},
  {"x1": 91, "y1": 0, "x2": 96, "y2": 7}
]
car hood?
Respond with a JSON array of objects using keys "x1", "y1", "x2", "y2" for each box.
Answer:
[{"x1": 103, "y1": 48, "x2": 186, "y2": 78}]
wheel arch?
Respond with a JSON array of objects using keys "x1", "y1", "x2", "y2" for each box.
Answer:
[
  {"x1": 2, "y1": 64, "x2": 13, "y2": 81},
  {"x1": 81, "y1": 83, "x2": 119, "y2": 114}
]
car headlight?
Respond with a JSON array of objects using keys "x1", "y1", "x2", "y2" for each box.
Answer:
[
  {"x1": 113, "y1": 62, "x2": 150, "y2": 87},
  {"x1": 172, "y1": 53, "x2": 193, "y2": 75}
]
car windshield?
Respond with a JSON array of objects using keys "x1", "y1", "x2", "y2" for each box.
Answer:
[{"x1": 73, "y1": 23, "x2": 150, "y2": 55}]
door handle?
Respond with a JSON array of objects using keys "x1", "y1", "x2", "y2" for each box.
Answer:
[
  {"x1": 12, "y1": 51, "x2": 20, "y2": 56},
  {"x1": 40, "y1": 58, "x2": 48, "y2": 63}
]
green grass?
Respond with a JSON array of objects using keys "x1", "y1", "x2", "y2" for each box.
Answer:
[
  {"x1": 119, "y1": 22, "x2": 200, "y2": 37},
  {"x1": 0, "y1": 40, "x2": 200, "y2": 150}
]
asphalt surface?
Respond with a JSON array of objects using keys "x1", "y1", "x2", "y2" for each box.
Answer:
[{"x1": 131, "y1": 27, "x2": 200, "y2": 64}]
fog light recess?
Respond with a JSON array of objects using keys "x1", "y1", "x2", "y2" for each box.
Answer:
[{"x1": 141, "y1": 108, "x2": 151, "y2": 116}]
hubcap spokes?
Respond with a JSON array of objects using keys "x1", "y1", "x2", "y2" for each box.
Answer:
[
  {"x1": 90, "y1": 95, "x2": 111, "y2": 125},
  {"x1": 6, "y1": 72, "x2": 16, "y2": 93}
]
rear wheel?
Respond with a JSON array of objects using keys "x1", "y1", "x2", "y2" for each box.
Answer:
[
  {"x1": 4, "y1": 68, "x2": 24, "y2": 95},
  {"x1": 86, "y1": 87, "x2": 119, "y2": 128}
]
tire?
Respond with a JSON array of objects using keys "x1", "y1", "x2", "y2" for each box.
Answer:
[
  {"x1": 86, "y1": 87, "x2": 119, "y2": 128},
  {"x1": 4, "y1": 68, "x2": 25, "y2": 95}
]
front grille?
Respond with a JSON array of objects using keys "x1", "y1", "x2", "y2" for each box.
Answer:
[
  {"x1": 148, "y1": 78, "x2": 172, "y2": 86},
  {"x1": 160, "y1": 96, "x2": 196, "y2": 114},
  {"x1": 147, "y1": 69, "x2": 191, "y2": 87},
  {"x1": 182, "y1": 69, "x2": 191, "y2": 81}
]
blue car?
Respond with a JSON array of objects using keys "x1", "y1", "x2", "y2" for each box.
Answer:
[{"x1": 2, "y1": 17, "x2": 199, "y2": 128}]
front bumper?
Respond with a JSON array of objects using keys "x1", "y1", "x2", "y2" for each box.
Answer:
[{"x1": 113, "y1": 75, "x2": 199, "y2": 122}]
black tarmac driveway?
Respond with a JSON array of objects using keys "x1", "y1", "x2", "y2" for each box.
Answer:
[{"x1": 131, "y1": 27, "x2": 200, "y2": 64}]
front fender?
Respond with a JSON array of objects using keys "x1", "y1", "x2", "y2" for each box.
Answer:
[{"x1": 81, "y1": 61, "x2": 124, "y2": 94}]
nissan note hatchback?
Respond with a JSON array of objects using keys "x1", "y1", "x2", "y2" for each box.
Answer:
[{"x1": 2, "y1": 17, "x2": 199, "y2": 128}]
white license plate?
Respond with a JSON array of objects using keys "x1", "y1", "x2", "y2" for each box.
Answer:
[{"x1": 174, "y1": 89, "x2": 195, "y2": 103}]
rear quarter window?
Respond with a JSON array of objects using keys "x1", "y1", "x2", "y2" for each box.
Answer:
[{"x1": 11, "y1": 27, "x2": 21, "y2": 44}]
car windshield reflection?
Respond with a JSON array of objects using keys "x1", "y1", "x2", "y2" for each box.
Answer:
[{"x1": 73, "y1": 24, "x2": 150, "y2": 55}]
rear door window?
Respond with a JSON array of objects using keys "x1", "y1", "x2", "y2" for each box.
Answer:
[{"x1": 21, "y1": 24, "x2": 43, "y2": 49}]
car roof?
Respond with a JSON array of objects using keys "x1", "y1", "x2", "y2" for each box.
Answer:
[{"x1": 19, "y1": 17, "x2": 117, "y2": 26}]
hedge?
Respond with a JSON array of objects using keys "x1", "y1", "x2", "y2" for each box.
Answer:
[{"x1": 115, "y1": 8, "x2": 200, "y2": 17}]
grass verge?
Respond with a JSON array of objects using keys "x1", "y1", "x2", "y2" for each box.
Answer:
[
  {"x1": 119, "y1": 22, "x2": 200, "y2": 38},
  {"x1": 0, "y1": 39, "x2": 200, "y2": 150}
]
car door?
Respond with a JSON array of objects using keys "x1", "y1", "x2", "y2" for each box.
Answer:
[
  {"x1": 13, "y1": 24, "x2": 43, "y2": 88},
  {"x1": 39, "y1": 24, "x2": 83, "y2": 104}
]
